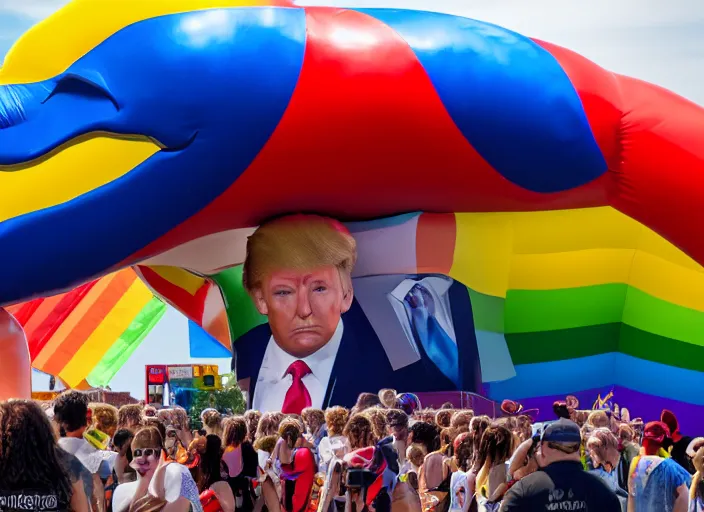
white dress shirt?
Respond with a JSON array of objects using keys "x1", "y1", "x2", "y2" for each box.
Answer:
[
  {"x1": 387, "y1": 276, "x2": 457, "y2": 357},
  {"x1": 252, "y1": 319, "x2": 344, "y2": 412}
]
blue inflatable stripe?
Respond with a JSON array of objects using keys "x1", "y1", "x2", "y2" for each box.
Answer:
[
  {"x1": 0, "y1": 8, "x2": 306, "y2": 304},
  {"x1": 188, "y1": 320, "x2": 232, "y2": 358},
  {"x1": 488, "y1": 353, "x2": 704, "y2": 405},
  {"x1": 353, "y1": 9, "x2": 607, "y2": 193}
]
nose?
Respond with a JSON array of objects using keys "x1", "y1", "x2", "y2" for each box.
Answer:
[{"x1": 296, "y1": 287, "x2": 312, "y2": 319}]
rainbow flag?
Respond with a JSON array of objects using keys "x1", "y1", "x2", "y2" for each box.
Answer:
[{"x1": 7, "y1": 268, "x2": 166, "y2": 389}]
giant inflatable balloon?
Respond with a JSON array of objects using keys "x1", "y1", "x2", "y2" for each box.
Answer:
[
  {"x1": 0, "y1": 309, "x2": 31, "y2": 400},
  {"x1": 1, "y1": 0, "x2": 704, "y2": 427}
]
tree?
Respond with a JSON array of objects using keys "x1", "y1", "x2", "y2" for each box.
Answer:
[{"x1": 188, "y1": 373, "x2": 246, "y2": 430}]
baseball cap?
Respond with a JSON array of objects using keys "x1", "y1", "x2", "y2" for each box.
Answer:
[
  {"x1": 541, "y1": 418, "x2": 581, "y2": 444},
  {"x1": 643, "y1": 421, "x2": 670, "y2": 444}
]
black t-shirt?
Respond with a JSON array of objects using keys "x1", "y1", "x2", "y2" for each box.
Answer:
[
  {"x1": 0, "y1": 490, "x2": 69, "y2": 511},
  {"x1": 500, "y1": 461, "x2": 621, "y2": 512}
]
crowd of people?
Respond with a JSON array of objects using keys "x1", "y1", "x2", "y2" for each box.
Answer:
[{"x1": 1, "y1": 388, "x2": 703, "y2": 512}]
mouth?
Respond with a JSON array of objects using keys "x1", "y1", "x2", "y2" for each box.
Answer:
[
  {"x1": 0, "y1": 131, "x2": 197, "y2": 225},
  {"x1": 291, "y1": 326, "x2": 320, "y2": 334}
]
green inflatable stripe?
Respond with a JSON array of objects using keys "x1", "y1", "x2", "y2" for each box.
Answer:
[
  {"x1": 212, "y1": 265, "x2": 267, "y2": 344},
  {"x1": 86, "y1": 297, "x2": 167, "y2": 387},
  {"x1": 622, "y1": 287, "x2": 704, "y2": 346},
  {"x1": 468, "y1": 289, "x2": 504, "y2": 333},
  {"x1": 504, "y1": 284, "x2": 628, "y2": 333},
  {"x1": 505, "y1": 322, "x2": 704, "y2": 373},
  {"x1": 619, "y1": 324, "x2": 704, "y2": 372},
  {"x1": 506, "y1": 323, "x2": 621, "y2": 364},
  {"x1": 504, "y1": 283, "x2": 704, "y2": 346}
]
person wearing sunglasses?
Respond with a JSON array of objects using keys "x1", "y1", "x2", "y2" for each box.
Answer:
[{"x1": 112, "y1": 426, "x2": 204, "y2": 512}]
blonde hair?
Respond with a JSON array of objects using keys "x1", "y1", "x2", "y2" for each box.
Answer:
[
  {"x1": 118, "y1": 404, "x2": 144, "y2": 431},
  {"x1": 325, "y1": 406, "x2": 349, "y2": 437},
  {"x1": 378, "y1": 389, "x2": 398, "y2": 408},
  {"x1": 242, "y1": 215, "x2": 357, "y2": 293},
  {"x1": 586, "y1": 428, "x2": 620, "y2": 467},
  {"x1": 407, "y1": 443, "x2": 426, "y2": 468},
  {"x1": 365, "y1": 407, "x2": 388, "y2": 441},
  {"x1": 90, "y1": 403, "x2": 118, "y2": 435}
]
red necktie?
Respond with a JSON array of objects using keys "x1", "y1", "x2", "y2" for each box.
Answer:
[{"x1": 281, "y1": 360, "x2": 312, "y2": 414}]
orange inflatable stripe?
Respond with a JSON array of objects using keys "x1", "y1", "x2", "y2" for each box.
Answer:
[{"x1": 39, "y1": 270, "x2": 137, "y2": 376}]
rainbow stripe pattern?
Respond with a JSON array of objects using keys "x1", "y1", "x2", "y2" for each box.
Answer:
[
  {"x1": 404, "y1": 209, "x2": 704, "y2": 421},
  {"x1": 2, "y1": 0, "x2": 704, "y2": 425},
  {"x1": 7, "y1": 268, "x2": 166, "y2": 389}
]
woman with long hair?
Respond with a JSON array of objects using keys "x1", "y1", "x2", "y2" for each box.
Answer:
[
  {"x1": 474, "y1": 425, "x2": 513, "y2": 503},
  {"x1": 449, "y1": 433, "x2": 474, "y2": 512},
  {"x1": 344, "y1": 414, "x2": 376, "y2": 451},
  {"x1": 468, "y1": 416, "x2": 490, "y2": 473},
  {"x1": 223, "y1": 417, "x2": 258, "y2": 512},
  {"x1": 197, "y1": 435, "x2": 235, "y2": 512},
  {"x1": 0, "y1": 400, "x2": 89, "y2": 512}
]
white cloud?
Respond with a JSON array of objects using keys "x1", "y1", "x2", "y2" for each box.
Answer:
[{"x1": 0, "y1": 0, "x2": 70, "y2": 20}]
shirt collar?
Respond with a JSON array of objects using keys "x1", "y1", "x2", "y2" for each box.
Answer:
[
  {"x1": 389, "y1": 276, "x2": 453, "y2": 302},
  {"x1": 267, "y1": 319, "x2": 344, "y2": 380}
]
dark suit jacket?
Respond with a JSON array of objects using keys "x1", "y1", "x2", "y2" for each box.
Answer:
[{"x1": 233, "y1": 280, "x2": 482, "y2": 408}]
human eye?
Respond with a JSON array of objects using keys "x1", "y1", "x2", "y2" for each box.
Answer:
[
  {"x1": 274, "y1": 289, "x2": 292, "y2": 297},
  {"x1": 313, "y1": 285, "x2": 327, "y2": 293}
]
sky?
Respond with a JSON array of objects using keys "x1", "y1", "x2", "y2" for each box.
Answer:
[{"x1": 5, "y1": 0, "x2": 704, "y2": 397}]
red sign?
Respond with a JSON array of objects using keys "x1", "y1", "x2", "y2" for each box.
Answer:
[{"x1": 146, "y1": 365, "x2": 167, "y2": 384}]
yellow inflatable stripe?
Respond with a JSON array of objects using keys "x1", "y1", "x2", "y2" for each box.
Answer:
[
  {"x1": 150, "y1": 265, "x2": 206, "y2": 295},
  {"x1": 0, "y1": 0, "x2": 281, "y2": 85},
  {"x1": 449, "y1": 208, "x2": 704, "y2": 309},
  {"x1": 59, "y1": 278, "x2": 153, "y2": 388},
  {"x1": 0, "y1": 135, "x2": 159, "y2": 223}
]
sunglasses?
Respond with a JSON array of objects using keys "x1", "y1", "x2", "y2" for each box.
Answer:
[{"x1": 133, "y1": 448, "x2": 159, "y2": 458}]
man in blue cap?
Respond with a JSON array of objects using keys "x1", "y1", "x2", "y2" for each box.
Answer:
[{"x1": 500, "y1": 418, "x2": 621, "y2": 511}]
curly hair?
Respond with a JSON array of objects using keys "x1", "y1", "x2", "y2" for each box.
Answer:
[
  {"x1": 344, "y1": 413, "x2": 375, "y2": 450},
  {"x1": 587, "y1": 410, "x2": 609, "y2": 429},
  {"x1": 409, "y1": 421, "x2": 440, "y2": 453},
  {"x1": 118, "y1": 404, "x2": 144, "y2": 431},
  {"x1": 435, "y1": 409, "x2": 454, "y2": 429},
  {"x1": 243, "y1": 410, "x2": 261, "y2": 441},
  {"x1": 302, "y1": 408, "x2": 326, "y2": 435},
  {"x1": 169, "y1": 407, "x2": 189, "y2": 431},
  {"x1": 385, "y1": 409, "x2": 409, "y2": 430},
  {"x1": 325, "y1": 406, "x2": 350, "y2": 437},
  {"x1": 414, "y1": 409, "x2": 437, "y2": 425},
  {"x1": 53, "y1": 390, "x2": 89, "y2": 433},
  {"x1": 203, "y1": 409, "x2": 224, "y2": 437},
  {"x1": 91, "y1": 403, "x2": 118, "y2": 436},
  {"x1": 255, "y1": 412, "x2": 281, "y2": 439},
  {"x1": 224, "y1": 416, "x2": 248, "y2": 448},
  {"x1": 450, "y1": 410, "x2": 474, "y2": 433},
  {"x1": 0, "y1": 400, "x2": 72, "y2": 504},
  {"x1": 364, "y1": 407, "x2": 387, "y2": 441},
  {"x1": 254, "y1": 435, "x2": 278, "y2": 454}
]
